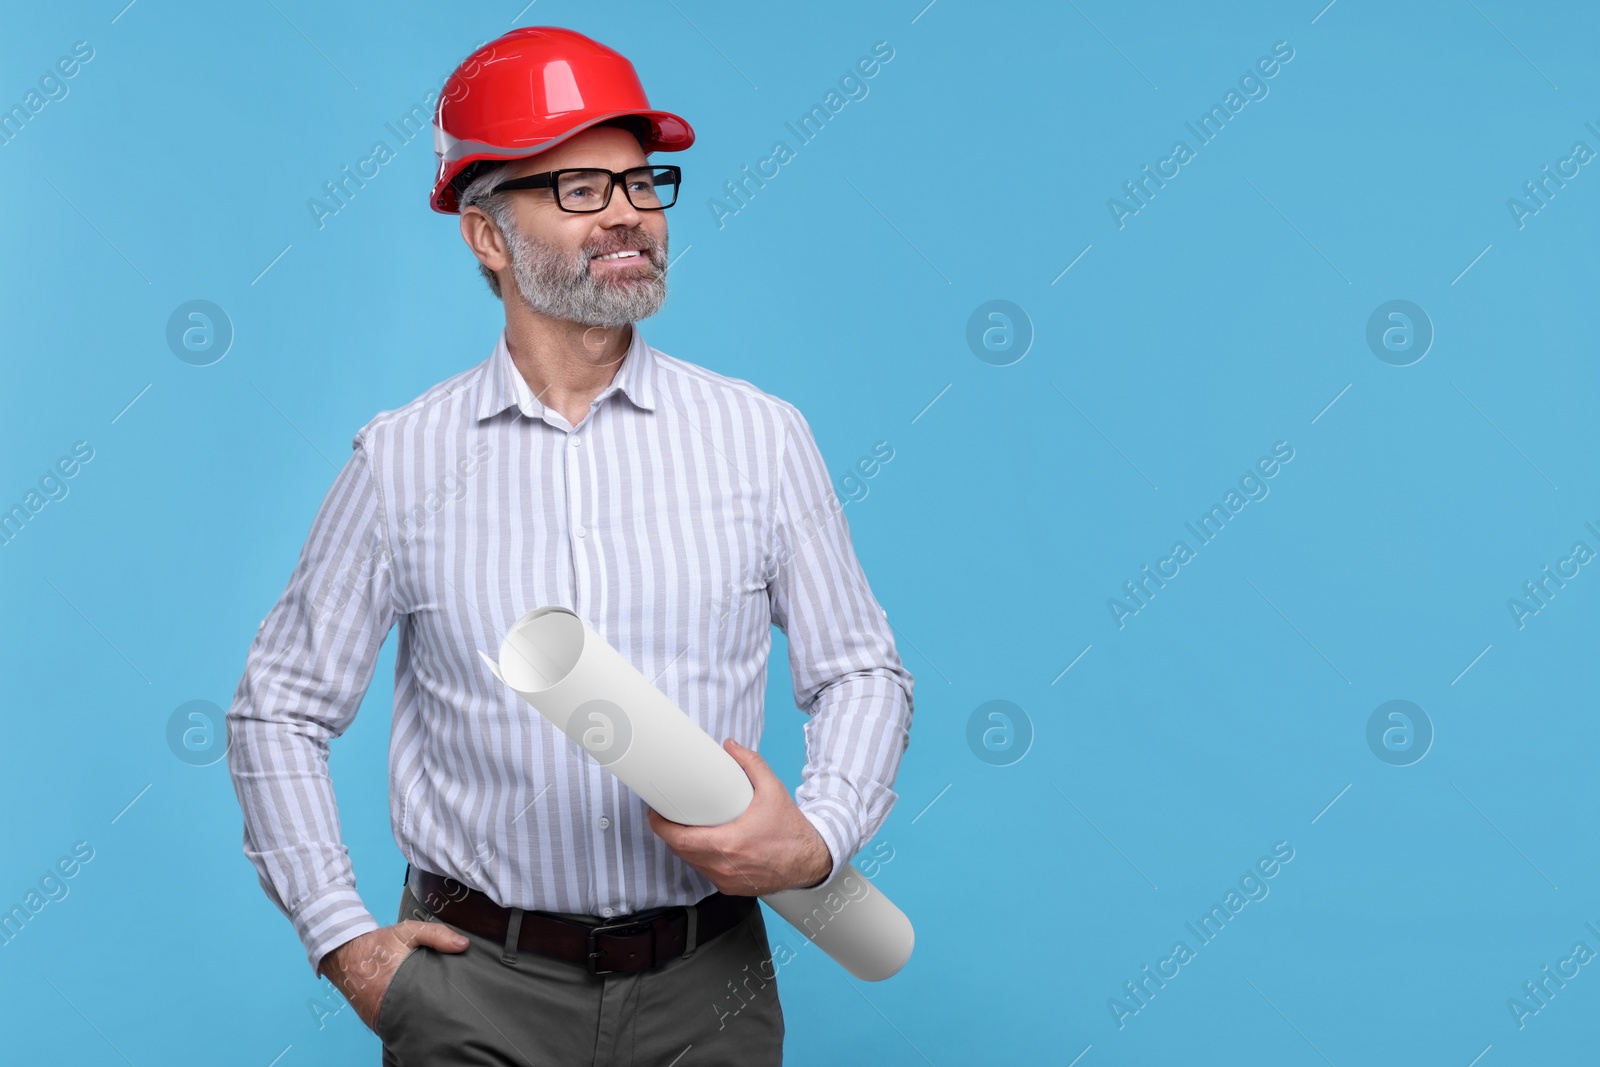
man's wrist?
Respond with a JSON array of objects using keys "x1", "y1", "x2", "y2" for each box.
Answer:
[
  {"x1": 317, "y1": 933, "x2": 361, "y2": 981},
  {"x1": 294, "y1": 886, "x2": 381, "y2": 977},
  {"x1": 794, "y1": 803, "x2": 849, "y2": 890},
  {"x1": 312, "y1": 927, "x2": 377, "y2": 985},
  {"x1": 798, "y1": 828, "x2": 834, "y2": 889}
]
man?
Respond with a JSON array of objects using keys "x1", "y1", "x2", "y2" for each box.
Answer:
[{"x1": 224, "y1": 25, "x2": 914, "y2": 1066}]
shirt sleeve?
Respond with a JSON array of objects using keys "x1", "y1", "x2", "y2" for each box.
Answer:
[
  {"x1": 766, "y1": 401, "x2": 915, "y2": 887},
  {"x1": 224, "y1": 430, "x2": 398, "y2": 975}
]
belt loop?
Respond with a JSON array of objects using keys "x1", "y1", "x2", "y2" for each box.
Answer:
[
  {"x1": 502, "y1": 907, "x2": 524, "y2": 966},
  {"x1": 680, "y1": 903, "x2": 698, "y2": 960}
]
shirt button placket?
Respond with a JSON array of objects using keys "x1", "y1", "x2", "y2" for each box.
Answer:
[
  {"x1": 571, "y1": 416, "x2": 620, "y2": 917},
  {"x1": 569, "y1": 432, "x2": 588, "y2": 542},
  {"x1": 567, "y1": 425, "x2": 601, "y2": 911}
]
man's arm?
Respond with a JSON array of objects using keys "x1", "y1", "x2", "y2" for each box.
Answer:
[
  {"x1": 225, "y1": 431, "x2": 398, "y2": 975},
  {"x1": 767, "y1": 401, "x2": 915, "y2": 887}
]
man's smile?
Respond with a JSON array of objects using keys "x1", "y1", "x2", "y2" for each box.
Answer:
[{"x1": 588, "y1": 245, "x2": 658, "y2": 276}]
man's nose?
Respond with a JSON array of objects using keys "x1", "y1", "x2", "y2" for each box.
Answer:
[{"x1": 597, "y1": 178, "x2": 644, "y2": 226}]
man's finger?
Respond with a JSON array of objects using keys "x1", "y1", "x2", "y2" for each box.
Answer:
[{"x1": 397, "y1": 919, "x2": 470, "y2": 953}]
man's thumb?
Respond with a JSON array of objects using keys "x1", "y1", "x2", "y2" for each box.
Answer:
[
  {"x1": 725, "y1": 737, "x2": 764, "y2": 768},
  {"x1": 402, "y1": 920, "x2": 470, "y2": 953},
  {"x1": 725, "y1": 737, "x2": 774, "y2": 783}
]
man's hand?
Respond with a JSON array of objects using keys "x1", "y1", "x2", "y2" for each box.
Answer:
[
  {"x1": 646, "y1": 738, "x2": 833, "y2": 896},
  {"x1": 318, "y1": 921, "x2": 469, "y2": 1033}
]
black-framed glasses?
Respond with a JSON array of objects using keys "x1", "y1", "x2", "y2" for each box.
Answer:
[{"x1": 491, "y1": 165, "x2": 681, "y2": 213}]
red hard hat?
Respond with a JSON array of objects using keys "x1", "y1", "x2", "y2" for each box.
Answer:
[{"x1": 430, "y1": 26, "x2": 695, "y2": 214}]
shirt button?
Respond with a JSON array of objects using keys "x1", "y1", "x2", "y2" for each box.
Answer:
[
  {"x1": 598, "y1": 816, "x2": 611, "y2": 829},
  {"x1": 571, "y1": 437, "x2": 582, "y2": 448},
  {"x1": 602, "y1": 906, "x2": 615, "y2": 917},
  {"x1": 575, "y1": 526, "x2": 587, "y2": 538}
]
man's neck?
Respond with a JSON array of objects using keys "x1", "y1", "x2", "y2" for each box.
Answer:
[{"x1": 503, "y1": 305, "x2": 633, "y2": 428}]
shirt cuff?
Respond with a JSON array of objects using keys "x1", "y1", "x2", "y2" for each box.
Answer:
[
  {"x1": 797, "y1": 797, "x2": 858, "y2": 889},
  {"x1": 292, "y1": 882, "x2": 381, "y2": 977}
]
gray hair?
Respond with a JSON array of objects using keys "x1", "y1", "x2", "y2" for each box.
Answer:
[{"x1": 457, "y1": 161, "x2": 519, "y2": 300}]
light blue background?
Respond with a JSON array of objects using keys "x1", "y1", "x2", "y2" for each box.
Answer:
[{"x1": 3, "y1": 1, "x2": 1598, "y2": 1064}]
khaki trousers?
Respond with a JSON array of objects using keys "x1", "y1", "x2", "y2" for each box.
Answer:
[{"x1": 376, "y1": 885, "x2": 785, "y2": 1066}]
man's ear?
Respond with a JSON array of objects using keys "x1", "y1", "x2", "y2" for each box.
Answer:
[{"x1": 460, "y1": 206, "x2": 510, "y2": 275}]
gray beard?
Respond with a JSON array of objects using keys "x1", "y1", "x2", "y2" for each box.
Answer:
[{"x1": 505, "y1": 224, "x2": 669, "y2": 327}]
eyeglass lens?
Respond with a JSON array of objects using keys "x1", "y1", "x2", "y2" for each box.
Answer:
[{"x1": 555, "y1": 168, "x2": 679, "y2": 211}]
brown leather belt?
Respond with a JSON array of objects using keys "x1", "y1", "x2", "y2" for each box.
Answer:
[{"x1": 405, "y1": 865, "x2": 755, "y2": 977}]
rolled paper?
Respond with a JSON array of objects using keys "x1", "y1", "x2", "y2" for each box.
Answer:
[{"x1": 480, "y1": 604, "x2": 914, "y2": 981}]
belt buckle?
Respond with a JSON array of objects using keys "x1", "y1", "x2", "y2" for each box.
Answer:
[{"x1": 585, "y1": 915, "x2": 658, "y2": 977}]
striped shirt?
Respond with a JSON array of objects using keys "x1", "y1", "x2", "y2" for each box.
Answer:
[{"x1": 224, "y1": 324, "x2": 915, "y2": 974}]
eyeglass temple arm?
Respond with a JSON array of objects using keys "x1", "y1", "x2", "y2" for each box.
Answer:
[{"x1": 491, "y1": 172, "x2": 558, "y2": 194}]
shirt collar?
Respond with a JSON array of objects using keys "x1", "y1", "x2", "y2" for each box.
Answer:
[{"x1": 474, "y1": 324, "x2": 658, "y2": 423}]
